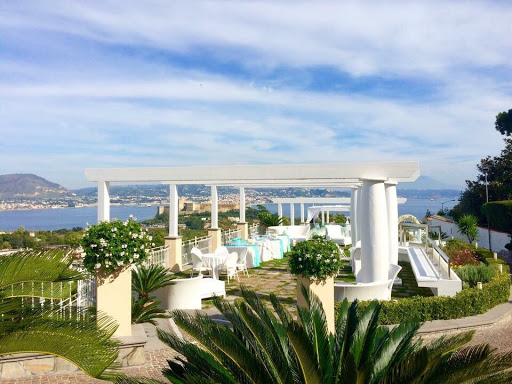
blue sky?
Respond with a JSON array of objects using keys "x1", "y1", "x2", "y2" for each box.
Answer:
[{"x1": 1, "y1": 1, "x2": 511, "y2": 189}]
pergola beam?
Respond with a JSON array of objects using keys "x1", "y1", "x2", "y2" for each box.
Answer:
[{"x1": 85, "y1": 162, "x2": 420, "y2": 184}]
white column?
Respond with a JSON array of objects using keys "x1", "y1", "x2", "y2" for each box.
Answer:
[
  {"x1": 326, "y1": 210, "x2": 330, "y2": 224},
  {"x1": 358, "y1": 179, "x2": 389, "y2": 283},
  {"x1": 356, "y1": 186, "x2": 363, "y2": 243},
  {"x1": 385, "y1": 182, "x2": 399, "y2": 266},
  {"x1": 169, "y1": 184, "x2": 179, "y2": 237},
  {"x1": 211, "y1": 185, "x2": 218, "y2": 229},
  {"x1": 321, "y1": 210, "x2": 325, "y2": 225},
  {"x1": 290, "y1": 203, "x2": 295, "y2": 225},
  {"x1": 239, "y1": 187, "x2": 246, "y2": 223},
  {"x1": 97, "y1": 181, "x2": 110, "y2": 222},
  {"x1": 300, "y1": 203, "x2": 305, "y2": 223},
  {"x1": 350, "y1": 187, "x2": 358, "y2": 245},
  {"x1": 277, "y1": 203, "x2": 283, "y2": 225}
]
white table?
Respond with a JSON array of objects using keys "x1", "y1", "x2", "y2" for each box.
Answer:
[
  {"x1": 225, "y1": 245, "x2": 258, "y2": 268},
  {"x1": 201, "y1": 253, "x2": 227, "y2": 280},
  {"x1": 256, "y1": 239, "x2": 282, "y2": 262}
]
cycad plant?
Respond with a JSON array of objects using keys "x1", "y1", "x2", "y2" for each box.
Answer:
[
  {"x1": 132, "y1": 264, "x2": 176, "y2": 299},
  {"x1": 258, "y1": 212, "x2": 284, "y2": 229},
  {"x1": 146, "y1": 285, "x2": 512, "y2": 384},
  {"x1": 0, "y1": 249, "x2": 120, "y2": 379},
  {"x1": 131, "y1": 264, "x2": 174, "y2": 325}
]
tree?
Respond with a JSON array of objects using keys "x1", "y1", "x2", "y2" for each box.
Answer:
[
  {"x1": 0, "y1": 250, "x2": 120, "y2": 379},
  {"x1": 495, "y1": 109, "x2": 512, "y2": 136},
  {"x1": 452, "y1": 138, "x2": 512, "y2": 222},
  {"x1": 457, "y1": 214, "x2": 479, "y2": 244},
  {"x1": 119, "y1": 286, "x2": 512, "y2": 384}
]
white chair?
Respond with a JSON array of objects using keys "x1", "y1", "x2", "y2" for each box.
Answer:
[
  {"x1": 223, "y1": 252, "x2": 239, "y2": 283},
  {"x1": 325, "y1": 225, "x2": 352, "y2": 246},
  {"x1": 190, "y1": 247, "x2": 212, "y2": 277},
  {"x1": 235, "y1": 248, "x2": 249, "y2": 277},
  {"x1": 215, "y1": 246, "x2": 229, "y2": 256}
]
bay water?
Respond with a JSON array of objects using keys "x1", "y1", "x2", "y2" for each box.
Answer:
[{"x1": 0, "y1": 198, "x2": 458, "y2": 231}]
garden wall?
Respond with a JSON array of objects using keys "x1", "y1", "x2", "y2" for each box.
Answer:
[{"x1": 428, "y1": 216, "x2": 510, "y2": 251}]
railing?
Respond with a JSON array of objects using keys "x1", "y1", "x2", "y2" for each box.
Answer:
[
  {"x1": 426, "y1": 237, "x2": 452, "y2": 278},
  {"x1": 15, "y1": 275, "x2": 96, "y2": 319},
  {"x1": 181, "y1": 235, "x2": 212, "y2": 265},
  {"x1": 146, "y1": 246, "x2": 169, "y2": 268},
  {"x1": 248, "y1": 223, "x2": 260, "y2": 236},
  {"x1": 222, "y1": 228, "x2": 241, "y2": 245}
]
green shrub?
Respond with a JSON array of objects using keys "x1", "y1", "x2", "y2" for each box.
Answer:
[
  {"x1": 287, "y1": 239, "x2": 342, "y2": 282},
  {"x1": 344, "y1": 257, "x2": 510, "y2": 325},
  {"x1": 455, "y1": 264, "x2": 495, "y2": 288},
  {"x1": 482, "y1": 200, "x2": 512, "y2": 233}
]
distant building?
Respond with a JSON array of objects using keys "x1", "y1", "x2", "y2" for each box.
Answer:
[{"x1": 157, "y1": 200, "x2": 239, "y2": 215}]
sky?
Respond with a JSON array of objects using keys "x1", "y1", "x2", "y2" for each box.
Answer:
[{"x1": 1, "y1": 1, "x2": 511, "y2": 189}]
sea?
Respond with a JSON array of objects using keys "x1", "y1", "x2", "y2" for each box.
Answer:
[{"x1": 0, "y1": 198, "x2": 459, "y2": 231}]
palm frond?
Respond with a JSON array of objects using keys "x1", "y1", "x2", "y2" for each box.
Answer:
[
  {"x1": 0, "y1": 249, "x2": 80, "y2": 289},
  {"x1": 298, "y1": 284, "x2": 333, "y2": 380},
  {"x1": 158, "y1": 328, "x2": 238, "y2": 383},
  {"x1": 0, "y1": 308, "x2": 119, "y2": 378},
  {"x1": 285, "y1": 320, "x2": 323, "y2": 384},
  {"x1": 131, "y1": 295, "x2": 170, "y2": 325}
]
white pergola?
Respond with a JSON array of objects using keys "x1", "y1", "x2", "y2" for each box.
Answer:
[{"x1": 85, "y1": 161, "x2": 419, "y2": 283}]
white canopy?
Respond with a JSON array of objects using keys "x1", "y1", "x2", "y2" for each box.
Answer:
[{"x1": 306, "y1": 205, "x2": 350, "y2": 223}]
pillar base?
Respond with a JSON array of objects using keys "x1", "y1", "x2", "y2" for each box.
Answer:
[
  {"x1": 164, "y1": 236, "x2": 182, "y2": 272},
  {"x1": 236, "y1": 222, "x2": 249, "y2": 240},
  {"x1": 208, "y1": 228, "x2": 222, "y2": 252}
]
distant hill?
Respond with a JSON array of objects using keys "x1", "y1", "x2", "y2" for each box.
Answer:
[
  {"x1": 397, "y1": 175, "x2": 461, "y2": 191},
  {"x1": 0, "y1": 174, "x2": 74, "y2": 199}
]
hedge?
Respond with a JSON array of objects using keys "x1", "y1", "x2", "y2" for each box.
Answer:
[
  {"x1": 342, "y1": 258, "x2": 510, "y2": 325},
  {"x1": 482, "y1": 200, "x2": 512, "y2": 233}
]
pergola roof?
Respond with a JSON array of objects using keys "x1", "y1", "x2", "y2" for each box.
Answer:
[{"x1": 84, "y1": 161, "x2": 420, "y2": 186}]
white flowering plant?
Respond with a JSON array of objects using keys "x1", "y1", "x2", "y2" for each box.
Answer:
[
  {"x1": 81, "y1": 217, "x2": 154, "y2": 274},
  {"x1": 287, "y1": 239, "x2": 343, "y2": 282}
]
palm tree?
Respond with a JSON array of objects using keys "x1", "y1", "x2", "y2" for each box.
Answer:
[
  {"x1": 258, "y1": 212, "x2": 283, "y2": 229},
  {"x1": 457, "y1": 214, "x2": 480, "y2": 244},
  {"x1": 146, "y1": 285, "x2": 512, "y2": 384},
  {"x1": 0, "y1": 249, "x2": 120, "y2": 379}
]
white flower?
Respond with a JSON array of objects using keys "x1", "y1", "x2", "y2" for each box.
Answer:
[
  {"x1": 95, "y1": 263, "x2": 101, "y2": 269},
  {"x1": 117, "y1": 260, "x2": 123, "y2": 266},
  {"x1": 129, "y1": 258, "x2": 133, "y2": 263},
  {"x1": 129, "y1": 214, "x2": 133, "y2": 218},
  {"x1": 148, "y1": 236, "x2": 152, "y2": 241},
  {"x1": 120, "y1": 251, "x2": 125, "y2": 256},
  {"x1": 298, "y1": 257, "x2": 302, "y2": 261},
  {"x1": 134, "y1": 254, "x2": 139, "y2": 259},
  {"x1": 152, "y1": 243, "x2": 155, "y2": 247},
  {"x1": 91, "y1": 244, "x2": 97, "y2": 248}
]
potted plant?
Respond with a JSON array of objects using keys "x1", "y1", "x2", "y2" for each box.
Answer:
[
  {"x1": 81, "y1": 217, "x2": 153, "y2": 274},
  {"x1": 287, "y1": 238, "x2": 343, "y2": 332},
  {"x1": 81, "y1": 217, "x2": 154, "y2": 336}
]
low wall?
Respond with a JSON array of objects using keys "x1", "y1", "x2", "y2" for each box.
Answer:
[
  {"x1": 428, "y1": 216, "x2": 510, "y2": 251},
  {"x1": 0, "y1": 324, "x2": 147, "y2": 380}
]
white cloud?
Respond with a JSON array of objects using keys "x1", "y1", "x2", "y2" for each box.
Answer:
[{"x1": 1, "y1": 1, "x2": 511, "y2": 188}]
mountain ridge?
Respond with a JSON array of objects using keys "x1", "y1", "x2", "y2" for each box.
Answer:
[{"x1": 0, "y1": 174, "x2": 74, "y2": 199}]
